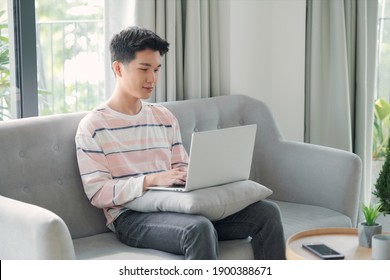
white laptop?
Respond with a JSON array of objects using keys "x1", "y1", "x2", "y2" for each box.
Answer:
[{"x1": 147, "y1": 124, "x2": 257, "y2": 192}]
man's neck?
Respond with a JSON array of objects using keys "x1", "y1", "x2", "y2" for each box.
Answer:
[{"x1": 106, "y1": 91, "x2": 142, "y2": 116}]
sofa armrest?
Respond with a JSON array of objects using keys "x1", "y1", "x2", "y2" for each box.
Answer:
[
  {"x1": 255, "y1": 141, "x2": 362, "y2": 226},
  {"x1": 0, "y1": 195, "x2": 76, "y2": 259}
]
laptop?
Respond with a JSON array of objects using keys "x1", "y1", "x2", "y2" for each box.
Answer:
[{"x1": 147, "y1": 124, "x2": 257, "y2": 192}]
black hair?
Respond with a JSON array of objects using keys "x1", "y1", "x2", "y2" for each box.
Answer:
[{"x1": 109, "y1": 26, "x2": 169, "y2": 64}]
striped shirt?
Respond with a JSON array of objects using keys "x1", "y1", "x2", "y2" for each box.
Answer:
[{"x1": 75, "y1": 102, "x2": 188, "y2": 231}]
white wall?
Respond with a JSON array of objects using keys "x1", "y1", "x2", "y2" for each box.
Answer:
[{"x1": 221, "y1": 0, "x2": 306, "y2": 142}]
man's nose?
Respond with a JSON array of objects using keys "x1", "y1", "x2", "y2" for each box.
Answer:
[{"x1": 147, "y1": 70, "x2": 157, "y2": 83}]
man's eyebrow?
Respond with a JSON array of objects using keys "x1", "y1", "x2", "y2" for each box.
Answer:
[{"x1": 139, "y1": 62, "x2": 161, "y2": 68}]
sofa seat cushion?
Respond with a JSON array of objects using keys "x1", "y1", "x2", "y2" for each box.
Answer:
[
  {"x1": 73, "y1": 232, "x2": 253, "y2": 260},
  {"x1": 271, "y1": 200, "x2": 353, "y2": 240}
]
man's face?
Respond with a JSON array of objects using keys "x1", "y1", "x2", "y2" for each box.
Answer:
[{"x1": 117, "y1": 49, "x2": 162, "y2": 100}]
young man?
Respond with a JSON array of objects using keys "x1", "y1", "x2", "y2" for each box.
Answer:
[{"x1": 75, "y1": 26, "x2": 286, "y2": 260}]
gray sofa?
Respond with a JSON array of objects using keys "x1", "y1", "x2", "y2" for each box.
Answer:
[{"x1": 0, "y1": 94, "x2": 362, "y2": 260}]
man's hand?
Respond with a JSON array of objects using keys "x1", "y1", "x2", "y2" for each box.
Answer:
[{"x1": 143, "y1": 167, "x2": 187, "y2": 191}]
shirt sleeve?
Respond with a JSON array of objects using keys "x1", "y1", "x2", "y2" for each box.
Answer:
[
  {"x1": 170, "y1": 116, "x2": 189, "y2": 169},
  {"x1": 75, "y1": 129, "x2": 144, "y2": 209}
]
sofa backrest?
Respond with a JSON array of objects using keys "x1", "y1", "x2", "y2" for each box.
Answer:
[
  {"x1": 0, "y1": 95, "x2": 282, "y2": 239},
  {"x1": 162, "y1": 95, "x2": 283, "y2": 184},
  {"x1": 0, "y1": 112, "x2": 109, "y2": 239}
]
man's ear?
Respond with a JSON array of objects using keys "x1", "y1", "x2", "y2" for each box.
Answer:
[{"x1": 112, "y1": 61, "x2": 122, "y2": 77}]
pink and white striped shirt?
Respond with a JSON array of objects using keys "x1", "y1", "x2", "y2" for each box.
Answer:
[{"x1": 75, "y1": 102, "x2": 188, "y2": 231}]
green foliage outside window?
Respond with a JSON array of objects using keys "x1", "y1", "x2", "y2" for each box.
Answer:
[
  {"x1": 0, "y1": 10, "x2": 10, "y2": 121},
  {"x1": 373, "y1": 98, "x2": 390, "y2": 160}
]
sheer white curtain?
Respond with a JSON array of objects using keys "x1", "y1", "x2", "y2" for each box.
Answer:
[
  {"x1": 104, "y1": 0, "x2": 222, "y2": 102},
  {"x1": 305, "y1": 0, "x2": 379, "y2": 207}
]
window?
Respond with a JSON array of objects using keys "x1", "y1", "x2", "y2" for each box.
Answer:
[
  {"x1": 377, "y1": 0, "x2": 390, "y2": 102},
  {"x1": 36, "y1": 0, "x2": 104, "y2": 115},
  {"x1": 0, "y1": 0, "x2": 104, "y2": 120},
  {"x1": 374, "y1": 0, "x2": 390, "y2": 162},
  {"x1": 0, "y1": 1, "x2": 11, "y2": 120}
]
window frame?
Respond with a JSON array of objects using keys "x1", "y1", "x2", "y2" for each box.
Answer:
[{"x1": 9, "y1": 0, "x2": 38, "y2": 118}]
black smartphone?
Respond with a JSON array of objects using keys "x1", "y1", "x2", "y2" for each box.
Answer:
[{"x1": 302, "y1": 242, "x2": 345, "y2": 260}]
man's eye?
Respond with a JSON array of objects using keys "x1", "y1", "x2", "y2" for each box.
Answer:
[
  {"x1": 154, "y1": 69, "x2": 160, "y2": 73},
  {"x1": 140, "y1": 68, "x2": 148, "y2": 71}
]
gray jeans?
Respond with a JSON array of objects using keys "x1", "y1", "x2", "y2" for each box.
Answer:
[{"x1": 114, "y1": 200, "x2": 286, "y2": 260}]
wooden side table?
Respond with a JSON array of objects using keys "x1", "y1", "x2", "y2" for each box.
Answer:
[{"x1": 286, "y1": 227, "x2": 372, "y2": 260}]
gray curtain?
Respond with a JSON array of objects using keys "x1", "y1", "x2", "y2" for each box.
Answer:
[
  {"x1": 305, "y1": 0, "x2": 379, "y2": 206},
  {"x1": 105, "y1": 0, "x2": 222, "y2": 102}
]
